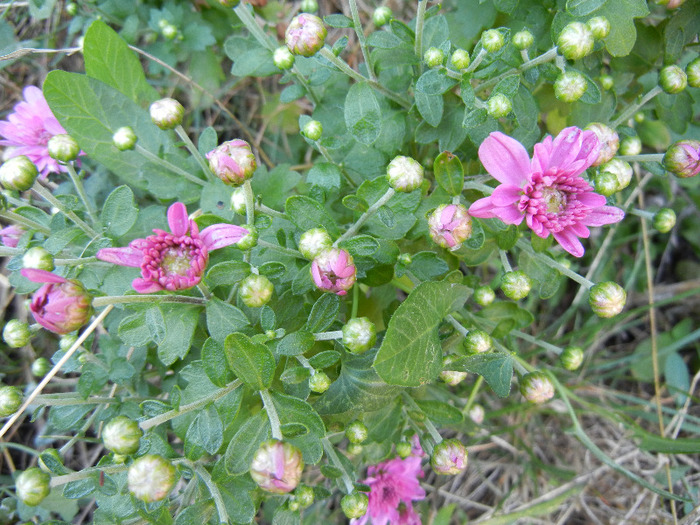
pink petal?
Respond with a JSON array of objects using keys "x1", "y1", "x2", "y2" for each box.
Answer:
[
  {"x1": 478, "y1": 132, "x2": 531, "y2": 186},
  {"x1": 531, "y1": 136, "x2": 553, "y2": 173},
  {"x1": 490, "y1": 185, "x2": 523, "y2": 207},
  {"x1": 440, "y1": 205, "x2": 457, "y2": 226},
  {"x1": 552, "y1": 229, "x2": 584, "y2": 258},
  {"x1": 527, "y1": 215, "x2": 548, "y2": 237},
  {"x1": 167, "y1": 202, "x2": 189, "y2": 237},
  {"x1": 131, "y1": 278, "x2": 164, "y2": 294},
  {"x1": 548, "y1": 127, "x2": 585, "y2": 172},
  {"x1": 491, "y1": 205, "x2": 525, "y2": 225},
  {"x1": 570, "y1": 222, "x2": 590, "y2": 238},
  {"x1": 96, "y1": 247, "x2": 143, "y2": 267},
  {"x1": 577, "y1": 130, "x2": 601, "y2": 168},
  {"x1": 582, "y1": 206, "x2": 625, "y2": 226},
  {"x1": 21, "y1": 268, "x2": 67, "y2": 283},
  {"x1": 199, "y1": 224, "x2": 249, "y2": 250},
  {"x1": 468, "y1": 197, "x2": 498, "y2": 218},
  {"x1": 577, "y1": 192, "x2": 607, "y2": 208},
  {"x1": 311, "y1": 261, "x2": 323, "y2": 288}
]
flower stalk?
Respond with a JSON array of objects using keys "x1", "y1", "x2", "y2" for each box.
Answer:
[
  {"x1": 260, "y1": 389, "x2": 283, "y2": 440},
  {"x1": 134, "y1": 143, "x2": 206, "y2": 186},
  {"x1": 92, "y1": 295, "x2": 206, "y2": 307},
  {"x1": 616, "y1": 153, "x2": 664, "y2": 163},
  {"x1": 32, "y1": 182, "x2": 99, "y2": 238},
  {"x1": 321, "y1": 438, "x2": 355, "y2": 493},
  {"x1": 611, "y1": 85, "x2": 663, "y2": 129},
  {"x1": 349, "y1": 0, "x2": 375, "y2": 81},
  {"x1": 174, "y1": 125, "x2": 216, "y2": 183},
  {"x1": 334, "y1": 188, "x2": 395, "y2": 246},
  {"x1": 64, "y1": 163, "x2": 98, "y2": 225},
  {"x1": 313, "y1": 330, "x2": 343, "y2": 341}
]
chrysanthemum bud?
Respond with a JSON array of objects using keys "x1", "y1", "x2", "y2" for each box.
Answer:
[
  {"x1": 0, "y1": 156, "x2": 38, "y2": 192},
  {"x1": 396, "y1": 441, "x2": 412, "y2": 459},
  {"x1": 250, "y1": 440, "x2": 304, "y2": 494},
  {"x1": 149, "y1": 98, "x2": 184, "y2": 130},
  {"x1": 473, "y1": 285, "x2": 496, "y2": 306},
  {"x1": 66, "y1": 2, "x2": 78, "y2": 15},
  {"x1": 686, "y1": 57, "x2": 700, "y2": 88},
  {"x1": 387, "y1": 155, "x2": 424, "y2": 192},
  {"x1": 15, "y1": 468, "x2": 50, "y2": 506},
  {"x1": 59, "y1": 334, "x2": 79, "y2": 351},
  {"x1": 520, "y1": 371, "x2": 555, "y2": 404},
  {"x1": 554, "y1": 71, "x2": 587, "y2": 102},
  {"x1": 206, "y1": 139, "x2": 257, "y2": 186},
  {"x1": 112, "y1": 126, "x2": 137, "y2": 151},
  {"x1": 345, "y1": 420, "x2": 368, "y2": 444},
  {"x1": 341, "y1": 492, "x2": 369, "y2": 519},
  {"x1": 347, "y1": 443, "x2": 362, "y2": 455},
  {"x1": 397, "y1": 253, "x2": 412, "y2": 266},
  {"x1": 450, "y1": 49, "x2": 470, "y2": 70},
  {"x1": 589, "y1": 281, "x2": 626, "y2": 318},
  {"x1": 273, "y1": 46, "x2": 295, "y2": 70},
  {"x1": 464, "y1": 329, "x2": 492, "y2": 354},
  {"x1": 487, "y1": 93, "x2": 512, "y2": 118},
  {"x1": 600, "y1": 75, "x2": 614, "y2": 90},
  {"x1": 513, "y1": 30, "x2": 534, "y2": 50},
  {"x1": 481, "y1": 29, "x2": 504, "y2": 53},
  {"x1": 659, "y1": 65, "x2": 687, "y2": 94},
  {"x1": 285, "y1": 14, "x2": 326, "y2": 57},
  {"x1": 634, "y1": 112, "x2": 645, "y2": 123},
  {"x1": 560, "y1": 346, "x2": 584, "y2": 371},
  {"x1": 0, "y1": 224, "x2": 23, "y2": 248},
  {"x1": 300, "y1": 0, "x2": 318, "y2": 13},
  {"x1": 663, "y1": 140, "x2": 700, "y2": 178},
  {"x1": 103, "y1": 416, "x2": 143, "y2": 455},
  {"x1": 128, "y1": 454, "x2": 176, "y2": 502},
  {"x1": 587, "y1": 16, "x2": 610, "y2": 40},
  {"x1": 31, "y1": 357, "x2": 51, "y2": 377},
  {"x1": 599, "y1": 158, "x2": 633, "y2": 191},
  {"x1": 428, "y1": 204, "x2": 473, "y2": 249},
  {"x1": 424, "y1": 47, "x2": 445, "y2": 68},
  {"x1": 342, "y1": 317, "x2": 376, "y2": 353},
  {"x1": 656, "y1": 0, "x2": 686, "y2": 7},
  {"x1": 439, "y1": 355, "x2": 467, "y2": 386},
  {"x1": 501, "y1": 271, "x2": 532, "y2": 301},
  {"x1": 431, "y1": 439, "x2": 468, "y2": 475},
  {"x1": 584, "y1": 123, "x2": 619, "y2": 166},
  {"x1": 653, "y1": 208, "x2": 676, "y2": 233},
  {"x1": 302, "y1": 120, "x2": 323, "y2": 141},
  {"x1": 311, "y1": 248, "x2": 356, "y2": 296},
  {"x1": 619, "y1": 135, "x2": 642, "y2": 156},
  {"x1": 236, "y1": 226, "x2": 258, "y2": 251},
  {"x1": 372, "y1": 6, "x2": 393, "y2": 27},
  {"x1": 309, "y1": 371, "x2": 331, "y2": 393},
  {"x1": 47, "y1": 134, "x2": 80, "y2": 163},
  {"x1": 0, "y1": 385, "x2": 23, "y2": 417},
  {"x1": 557, "y1": 22, "x2": 594, "y2": 61},
  {"x1": 298, "y1": 228, "x2": 333, "y2": 259},
  {"x1": 594, "y1": 171, "x2": 619, "y2": 197},
  {"x1": 239, "y1": 273, "x2": 273, "y2": 308},
  {"x1": 3, "y1": 320, "x2": 31, "y2": 348},
  {"x1": 23, "y1": 246, "x2": 54, "y2": 271},
  {"x1": 468, "y1": 404, "x2": 485, "y2": 424},
  {"x1": 161, "y1": 23, "x2": 179, "y2": 40},
  {"x1": 230, "y1": 187, "x2": 247, "y2": 215}
]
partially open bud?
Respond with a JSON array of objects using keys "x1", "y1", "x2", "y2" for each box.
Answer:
[
  {"x1": 286, "y1": 14, "x2": 326, "y2": 57},
  {"x1": 149, "y1": 98, "x2": 184, "y2": 130},
  {"x1": 428, "y1": 204, "x2": 473, "y2": 249},
  {"x1": 663, "y1": 140, "x2": 700, "y2": 178},
  {"x1": 481, "y1": 29, "x2": 504, "y2": 53},
  {"x1": 302, "y1": 120, "x2": 323, "y2": 141},
  {"x1": 554, "y1": 71, "x2": 587, "y2": 102},
  {"x1": 300, "y1": 0, "x2": 318, "y2": 12},
  {"x1": 451, "y1": 49, "x2": 470, "y2": 70},
  {"x1": 487, "y1": 93, "x2": 512, "y2": 119},
  {"x1": 473, "y1": 285, "x2": 495, "y2": 306},
  {"x1": 587, "y1": 16, "x2": 610, "y2": 40},
  {"x1": 128, "y1": 454, "x2": 176, "y2": 502},
  {"x1": 239, "y1": 274, "x2": 274, "y2": 308},
  {"x1": 311, "y1": 248, "x2": 356, "y2": 296},
  {"x1": 424, "y1": 47, "x2": 445, "y2": 68},
  {"x1": 520, "y1": 371, "x2": 555, "y2": 404},
  {"x1": 513, "y1": 30, "x2": 534, "y2": 50},
  {"x1": 236, "y1": 226, "x2": 258, "y2": 251},
  {"x1": 345, "y1": 420, "x2": 368, "y2": 444},
  {"x1": 15, "y1": 468, "x2": 50, "y2": 506},
  {"x1": 309, "y1": 370, "x2": 331, "y2": 393},
  {"x1": 206, "y1": 139, "x2": 257, "y2": 186},
  {"x1": 298, "y1": 228, "x2": 333, "y2": 260},
  {"x1": 557, "y1": 22, "x2": 594, "y2": 61},
  {"x1": 372, "y1": 6, "x2": 392, "y2": 27},
  {"x1": 342, "y1": 317, "x2": 376, "y2": 353},
  {"x1": 31, "y1": 357, "x2": 51, "y2": 377},
  {"x1": 589, "y1": 281, "x2": 626, "y2": 318},
  {"x1": 653, "y1": 208, "x2": 676, "y2": 233},
  {"x1": 387, "y1": 155, "x2": 424, "y2": 192},
  {"x1": 396, "y1": 441, "x2": 412, "y2": 459},
  {"x1": 599, "y1": 158, "x2": 633, "y2": 191},
  {"x1": 439, "y1": 355, "x2": 467, "y2": 386},
  {"x1": 560, "y1": 346, "x2": 584, "y2": 371},
  {"x1": 230, "y1": 187, "x2": 247, "y2": 215},
  {"x1": 659, "y1": 65, "x2": 687, "y2": 94},
  {"x1": 0, "y1": 156, "x2": 38, "y2": 191},
  {"x1": 599, "y1": 75, "x2": 614, "y2": 90},
  {"x1": 103, "y1": 416, "x2": 143, "y2": 455},
  {"x1": 468, "y1": 404, "x2": 485, "y2": 424},
  {"x1": 0, "y1": 385, "x2": 23, "y2": 417},
  {"x1": 0, "y1": 224, "x2": 23, "y2": 248},
  {"x1": 431, "y1": 439, "x2": 468, "y2": 475},
  {"x1": 273, "y1": 46, "x2": 295, "y2": 70},
  {"x1": 584, "y1": 123, "x2": 619, "y2": 166},
  {"x1": 464, "y1": 329, "x2": 492, "y2": 354},
  {"x1": 501, "y1": 271, "x2": 532, "y2": 301},
  {"x1": 3, "y1": 319, "x2": 31, "y2": 348},
  {"x1": 686, "y1": 57, "x2": 700, "y2": 88},
  {"x1": 23, "y1": 246, "x2": 54, "y2": 272},
  {"x1": 594, "y1": 171, "x2": 619, "y2": 197},
  {"x1": 341, "y1": 492, "x2": 369, "y2": 519},
  {"x1": 112, "y1": 126, "x2": 137, "y2": 151},
  {"x1": 47, "y1": 134, "x2": 80, "y2": 163},
  {"x1": 619, "y1": 135, "x2": 642, "y2": 156},
  {"x1": 250, "y1": 439, "x2": 304, "y2": 494}
]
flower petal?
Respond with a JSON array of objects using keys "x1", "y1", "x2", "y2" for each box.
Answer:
[
  {"x1": 577, "y1": 191, "x2": 607, "y2": 207},
  {"x1": 468, "y1": 197, "x2": 497, "y2": 218},
  {"x1": 531, "y1": 135, "x2": 553, "y2": 174},
  {"x1": 21, "y1": 268, "x2": 67, "y2": 283},
  {"x1": 491, "y1": 205, "x2": 525, "y2": 225},
  {"x1": 548, "y1": 127, "x2": 585, "y2": 172},
  {"x1": 490, "y1": 184, "x2": 523, "y2": 207},
  {"x1": 96, "y1": 247, "x2": 144, "y2": 267},
  {"x1": 552, "y1": 229, "x2": 584, "y2": 258},
  {"x1": 478, "y1": 132, "x2": 531, "y2": 186},
  {"x1": 199, "y1": 224, "x2": 249, "y2": 250},
  {"x1": 131, "y1": 278, "x2": 164, "y2": 294},
  {"x1": 167, "y1": 202, "x2": 189, "y2": 237},
  {"x1": 582, "y1": 206, "x2": 625, "y2": 226}
]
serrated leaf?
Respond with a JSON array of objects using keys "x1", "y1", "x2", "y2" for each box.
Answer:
[
  {"x1": 597, "y1": 0, "x2": 649, "y2": 57},
  {"x1": 224, "y1": 333, "x2": 276, "y2": 390}
]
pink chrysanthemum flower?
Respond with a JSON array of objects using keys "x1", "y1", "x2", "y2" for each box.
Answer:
[
  {"x1": 0, "y1": 86, "x2": 69, "y2": 177},
  {"x1": 311, "y1": 248, "x2": 356, "y2": 296},
  {"x1": 469, "y1": 127, "x2": 625, "y2": 258},
  {"x1": 96, "y1": 202, "x2": 248, "y2": 294}
]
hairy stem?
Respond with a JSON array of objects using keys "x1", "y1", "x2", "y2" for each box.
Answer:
[
  {"x1": 334, "y1": 188, "x2": 395, "y2": 246},
  {"x1": 260, "y1": 389, "x2": 283, "y2": 440}
]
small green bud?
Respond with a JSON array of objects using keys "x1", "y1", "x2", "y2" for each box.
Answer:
[
  {"x1": 439, "y1": 355, "x2": 467, "y2": 386},
  {"x1": 230, "y1": 187, "x2": 247, "y2": 215},
  {"x1": 464, "y1": 329, "x2": 492, "y2": 354},
  {"x1": 481, "y1": 29, "x2": 504, "y2": 53},
  {"x1": 127, "y1": 454, "x2": 176, "y2": 502},
  {"x1": 161, "y1": 23, "x2": 179, "y2": 40},
  {"x1": 59, "y1": 334, "x2": 79, "y2": 352},
  {"x1": 659, "y1": 65, "x2": 687, "y2": 94},
  {"x1": 346, "y1": 443, "x2": 363, "y2": 455},
  {"x1": 302, "y1": 120, "x2": 323, "y2": 141},
  {"x1": 298, "y1": 227, "x2": 333, "y2": 260},
  {"x1": 0, "y1": 385, "x2": 23, "y2": 417},
  {"x1": 557, "y1": 22, "x2": 594, "y2": 61},
  {"x1": 468, "y1": 404, "x2": 485, "y2": 424},
  {"x1": 587, "y1": 16, "x2": 610, "y2": 40},
  {"x1": 398, "y1": 253, "x2": 412, "y2": 266},
  {"x1": 345, "y1": 420, "x2": 368, "y2": 444},
  {"x1": 599, "y1": 159, "x2": 633, "y2": 192},
  {"x1": 424, "y1": 47, "x2": 445, "y2": 68},
  {"x1": 584, "y1": 123, "x2": 619, "y2": 166},
  {"x1": 102, "y1": 415, "x2": 143, "y2": 455},
  {"x1": 520, "y1": 371, "x2": 555, "y2": 404},
  {"x1": 686, "y1": 57, "x2": 700, "y2": 88},
  {"x1": 594, "y1": 171, "x2": 619, "y2": 197},
  {"x1": 293, "y1": 484, "x2": 314, "y2": 508},
  {"x1": 372, "y1": 6, "x2": 392, "y2": 27},
  {"x1": 487, "y1": 93, "x2": 512, "y2": 119},
  {"x1": 15, "y1": 468, "x2": 50, "y2": 506},
  {"x1": 560, "y1": 346, "x2": 584, "y2": 371},
  {"x1": 342, "y1": 317, "x2": 377, "y2": 353},
  {"x1": 663, "y1": 140, "x2": 700, "y2": 178},
  {"x1": 273, "y1": 46, "x2": 295, "y2": 70},
  {"x1": 619, "y1": 135, "x2": 642, "y2": 156},
  {"x1": 450, "y1": 49, "x2": 470, "y2": 70},
  {"x1": 653, "y1": 208, "x2": 676, "y2": 233},
  {"x1": 554, "y1": 71, "x2": 587, "y2": 102},
  {"x1": 31, "y1": 357, "x2": 51, "y2": 377},
  {"x1": 236, "y1": 226, "x2": 259, "y2": 251},
  {"x1": 473, "y1": 286, "x2": 495, "y2": 306},
  {"x1": 300, "y1": 0, "x2": 318, "y2": 13},
  {"x1": 112, "y1": 126, "x2": 137, "y2": 151},
  {"x1": 396, "y1": 441, "x2": 412, "y2": 459},
  {"x1": 66, "y1": 2, "x2": 78, "y2": 15},
  {"x1": 0, "y1": 156, "x2": 38, "y2": 192},
  {"x1": 634, "y1": 112, "x2": 645, "y2": 123},
  {"x1": 501, "y1": 271, "x2": 532, "y2": 301},
  {"x1": 149, "y1": 98, "x2": 184, "y2": 130},
  {"x1": 3, "y1": 320, "x2": 31, "y2": 348},
  {"x1": 22, "y1": 246, "x2": 55, "y2": 272},
  {"x1": 387, "y1": 155, "x2": 424, "y2": 192},
  {"x1": 47, "y1": 134, "x2": 80, "y2": 163},
  {"x1": 512, "y1": 30, "x2": 534, "y2": 50},
  {"x1": 599, "y1": 75, "x2": 614, "y2": 90},
  {"x1": 589, "y1": 281, "x2": 626, "y2": 318},
  {"x1": 239, "y1": 273, "x2": 273, "y2": 308},
  {"x1": 431, "y1": 439, "x2": 468, "y2": 475},
  {"x1": 309, "y1": 371, "x2": 331, "y2": 393},
  {"x1": 341, "y1": 492, "x2": 369, "y2": 519}
]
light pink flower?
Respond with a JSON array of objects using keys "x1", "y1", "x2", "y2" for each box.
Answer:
[
  {"x1": 427, "y1": 204, "x2": 473, "y2": 249},
  {"x1": 469, "y1": 127, "x2": 625, "y2": 258},
  {"x1": 0, "y1": 224, "x2": 23, "y2": 247},
  {"x1": 311, "y1": 248, "x2": 356, "y2": 296},
  {"x1": 96, "y1": 202, "x2": 248, "y2": 294},
  {"x1": 0, "y1": 86, "x2": 69, "y2": 177}
]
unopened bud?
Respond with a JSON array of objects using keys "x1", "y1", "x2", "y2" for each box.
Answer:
[
  {"x1": 397, "y1": 253, "x2": 412, "y2": 266},
  {"x1": 300, "y1": 0, "x2": 318, "y2": 13},
  {"x1": 439, "y1": 355, "x2": 467, "y2": 386},
  {"x1": 207, "y1": 139, "x2": 257, "y2": 186},
  {"x1": 347, "y1": 443, "x2": 362, "y2": 455},
  {"x1": 656, "y1": 0, "x2": 686, "y2": 7},
  {"x1": 468, "y1": 404, "x2": 485, "y2": 424},
  {"x1": 298, "y1": 228, "x2": 333, "y2": 259},
  {"x1": 451, "y1": 49, "x2": 470, "y2": 70},
  {"x1": 396, "y1": 441, "x2": 412, "y2": 459},
  {"x1": 0, "y1": 385, "x2": 23, "y2": 417},
  {"x1": 59, "y1": 334, "x2": 79, "y2": 351},
  {"x1": 273, "y1": 46, "x2": 295, "y2": 70},
  {"x1": 431, "y1": 439, "x2": 468, "y2": 475},
  {"x1": 634, "y1": 112, "x2": 645, "y2": 123},
  {"x1": 600, "y1": 75, "x2": 614, "y2": 90},
  {"x1": 345, "y1": 420, "x2": 368, "y2": 444},
  {"x1": 387, "y1": 155, "x2": 424, "y2": 192},
  {"x1": 293, "y1": 484, "x2": 314, "y2": 509},
  {"x1": 250, "y1": 439, "x2": 304, "y2": 493},
  {"x1": 230, "y1": 187, "x2": 247, "y2": 215},
  {"x1": 659, "y1": 65, "x2": 687, "y2": 94},
  {"x1": 103, "y1": 416, "x2": 143, "y2": 455},
  {"x1": 286, "y1": 14, "x2": 326, "y2": 57},
  {"x1": 341, "y1": 492, "x2": 369, "y2": 519},
  {"x1": 428, "y1": 204, "x2": 473, "y2": 249},
  {"x1": 149, "y1": 98, "x2": 184, "y2": 130},
  {"x1": 594, "y1": 171, "x2": 619, "y2": 197},
  {"x1": 372, "y1": 6, "x2": 392, "y2": 27},
  {"x1": 311, "y1": 248, "x2": 356, "y2": 296},
  {"x1": 481, "y1": 30, "x2": 504, "y2": 53},
  {"x1": 342, "y1": 317, "x2": 376, "y2": 353},
  {"x1": 554, "y1": 71, "x2": 587, "y2": 102},
  {"x1": 66, "y1": 2, "x2": 78, "y2": 15},
  {"x1": 599, "y1": 158, "x2": 633, "y2": 192},
  {"x1": 686, "y1": 57, "x2": 700, "y2": 88},
  {"x1": 0, "y1": 156, "x2": 38, "y2": 192},
  {"x1": 128, "y1": 454, "x2": 176, "y2": 502},
  {"x1": 512, "y1": 30, "x2": 534, "y2": 50},
  {"x1": 236, "y1": 226, "x2": 258, "y2": 251},
  {"x1": 31, "y1": 357, "x2": 51, "y2": 377},
  {"x1": 487, "y1": 93, "x2": 512, "y2": 118},
  {"x1": 473, "y1": 285, "x2": 495, "y2": 306},
  {"x1": 113, "y1": 126, "x2": 137, "y2": 151},
  {"x1": 520, "y1": 371, "x2": 555, "y2": 404},
  {"x1": 161, "y1": 23, "x2": 178, "y2": 40},
  {"x1": 587, "y1": 16, "x2": 610, "y2": 40},
  {"x1": 501, "y1": 271, "x2": 532, "y2": 301},
  {"x1": 239, "y1": 273, "x2": 273, "y2": 308},
  {"x1": 464, "y1": 329, "x2": 492, "y2": 354},
  {"x1": 619, "y1": 135, "x2": 642, "y2": 156},
  {"x1": 3, "y1": 320, "x2": 31, "y2": 348},
  {"x1": 302, "y1": 120, "x2": 323, "y2": 141},
  {"x1": 584, "y1": 123, "x2": 619, "y2": 166},
  {"x1": 663, "y1": 140, "x2": 700, "y2": 178},
  {"x1": 424, "y1": 47, "x2": 445, "y2": 68},
  {"x1": 557, "y1": 22, "x2": 594, "y2": 61},
  {"x1": 560, "y1": 346, "x2": 584, "y2": 371},
  {"x1": 309, "y1": 371, "x2": 331, "y2": 393},
  {"x1": 23, "y1": 246, "x2": 54, "y2": 272},
  {"x1": 653, "y1": 208, "x2": 676, "y2": 233},
  {"x1": 589, "y1": 281, "x2": 626, "y2": 318},
  {"x1": 15, "y1": 468, "x2": 50, "y2": 506},
  {"x1": 47, "y1": 134, "x2": 80, "y2": 162}
]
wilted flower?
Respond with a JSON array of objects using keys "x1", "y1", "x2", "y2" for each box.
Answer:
[
  {"x1": 97, "y1": 202, "x2": 247, "y2": 293},
  {"x1": 128, "y1": 454, "x2": 176, "y2": 502},
  {"x1": 469, "y1": 127, "x2": 624, "y2": 257},
  {"x1": 206, "y1": 139, "x2": 257, "y2": 186},
  {"x1": 0, "y1": 224, "x2": 23, "y2": 248},
  {"x1": 431, "y1": 439, "x2": 468, "y2": 475},
  {"x1": 311, "y1": 248, "x2": 356, "y2": 296},
  {"x1": 15, "y1": 467, "x2": 50, "y2": 506},
  {"x1": 0, "y1": 86, "x2": 69, "y2": 177},
  {"x1": 520, "y1": 371, "x2": 555, "y2": 404},
  {"x1": 285, "y1": 14, "x2": 326, "y2": 57},
  {"x1": 21, "y1": 269, "x2": 93, "y2": 334},
  {"x1": 250, "y1": 439, "x2": 304, "y2": 494},
  {"x1": 663, "y1": 140, "x2": 700, "y2": 178},
  {"x1": 428, "y1": 204, "x2": 473, "y2": 249}
]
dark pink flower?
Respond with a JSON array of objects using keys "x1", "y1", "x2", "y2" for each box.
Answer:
[
  {"x1": 0, "y1": 224, "x2": 23, "y2": 248},
  {"x1": 311, "y1": 248, "x2": 356, "y2": 296},
  {"x1": 0, "y1": 86, "x2": 69, "y2": 177},
  {"x1": 21, "y1": 269, "x2": 93, "y2": 334},
  {"x1": 469, "y1": 127, "x2": 625, "y2": 258},
  {"x1": 96, "y1": 202, "x2": 248, "y2": 294}
]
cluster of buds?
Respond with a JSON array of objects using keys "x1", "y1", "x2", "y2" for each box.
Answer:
[
  {"x1": 520, "y1": 371, "x2": 555, "y2": 404},
  {"x1": 311, "y1": 248, "x2": 356, "y2": 296},
  {"x1": 285, "y1": 14, "x2": 326, "y2": 57},
  {"x1": 149, "y1": 98, "x2": 184, "y2": 130},
  {"x1": 584, "y1": 122, "x2": 619, "y2": 166},
  {"x1": 428, "y1": 204, "x2": 473, "y2": 250},
  {"x1": 102, "y1": 416, "x2": 143, "y2": 455},
  {"x1": 206, "y1": 139, "x2": 257, "y2": 186},
  {"x1": 431, "y1": 439, "x2": 468, "y2": 475},
  {"x1": 501, "y1": 271, "x2": 533, "y2": 301},
  {"x1": 0, "y1": 156, "x2": 38, "y2": 191},
  {"x1": 595, "y1": 159, "x2": 633, "y2": 196},
  {"x1": 342, "y1": 317, "x2": 377, "y2": 353},
  {"x1": 250, "y1": 439, "x2": 304, "y2": 493},
  {"x1": 589, "y1": 281, "x2": 626, "y2": 318},
  {"x1": 128, "y1": 454, "x2": 177, "y2": 502},
  {"x1": 663, "y1": 140, "x2": 700, "y2": 178}
]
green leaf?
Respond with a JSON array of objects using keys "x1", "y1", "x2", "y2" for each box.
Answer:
[
  {"x1": 407, "y1": 252, "x2": 450, "y2": 281},
  {"x1": 118, "y1": 310, "x2": 151, "y2": 347},
  {"x1": 373, "y1": 281, "x2": 470, "y2": 386},
  {"x1": 285, "y1": 195, "x2": 340, "y2": 237},
  {"x1": 664, "y1": 1, "x2": 700, "y2": 62},
  {"x1": 101, "y1": 185, "x2": 138, "y2": 238},
  {"x1": 447, "y1": 353, "x2": 513, "y2": 397},
  {"x1": 344, "y1": 82, "x2": 382, "y2": 145},
  {"x1": 205, "y1": 261, "x2": 251, "y2": 289},
  {"x1": 307, "y1": 162, "x2": 342, "y2": 191},
  {"x1": 198, "y1": 127, "x2": 218, "y2": 157},
  {"x1": 308, "y1": 350, "x2": 341, "y2": 369},
  {"x1": 280, "y1": 366, "x2": 311, "y2": 384},
  {"x1": 271, "y1": 391, "x2": 325, "y2": 463},
  {"x1": 416, "y1": 69, "x2": 458, "y2": 95},
  {"x1": 637, "y1": 428, "x2": 700, "y2": 454},
  {"x1": 338, "y1": 235, "x2": 380, "y2": 258},
  {"x1": 157, "y1": 305, "x2": 200, "y2": 366},
  {"x1": 414, "y1": 400, "x2": 464, "y2": 425},
  {"x1": 202, "y1": 338, "x2": 235, "y2": 387},
  {"x1": 276, "y1": 331, "x2": 315, "y2": 356},
  {"x1": 366, "y1": 31, "x2": 403, "y2": 48},
  {"x1": 357, "y1": 177, "x2": 420, "y2": 240},
  {"x1": 174, "y1": 501, "x2": 216, "y2": 525},
  {"x1": 597, "y1": 0, "x2": 649, "y2": 57},
  {"x1": 433, "y1": 151, "x2": 464, "y2": 196},
  {"x1": 231, "y1": 47, "x2": 278, "y2": 77},
  {"x1": 206, "y1": 298, "x2": 250, "y2": 343},
  {"x1": 224, "y1": 333, "x2": 276, "y2": 390},
  {"x1": 304, "y1": 294, "x2": 340, "y2": 333},
  {"x1": 415, "y1": 91, "x2": 443, "y2": 127},
  {"x1": 493, "y1": 74, "x2": 520, "y2": 98},
  {"x1": 185, "y1": 405, "x2": 223, "y2": 459},
  {"x1": 224, "y1": 411, "x2": 271, "y2": 475},
  {"x1": 324, "y1": 14, "x2": 353, "y2": 28},
  {"x1": 566, "y1": 0, "x2": 606, "y2": 16}
]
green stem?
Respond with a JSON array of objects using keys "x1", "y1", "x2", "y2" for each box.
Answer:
[
  {"x1": 260, "y1": 389, "x2": 282, "y2": 440},
  {"x1": 511, "y1": 330, "x2": 563, "y2": 355},
  {"x1": 466, "y1": 48, "x2": 487, "y2": 74},
  {"x1": 256, "y1": 204, "x2": 288, "y2": 221},
  {"x1": 499, "y1": 250, "x2": 513, "y2": 273},
  {"x1": 0, "y1": 442, "x2": 40, "y2": 456},
  {"x1": 195, "y1": 464, "x2": 230, "y2": 525},
  {"x1": 516, "y1": 240, "x2": 594, "y2": 289},
  {"x1": 33, "y1": 395, "x2": 118, "y2": 406},
  {"x1": 65, "y1": 163, "x2": 98, "y2": 225},
  {"x1": 315, "y1": 141, "x2": 356, "y2": 188},
  {"x1": 92, "y1": 294, "x2": 206, "y2": 308},
  {"x1": 291, "y1": 67, "x2": 320, "y2": 105},
  {"x1": 611, "y1": 85, "x2": 663, "y2": 129},
  {"x1": 445, "y1": 314, "x2": 469, "y2": 337},
  {"x1": 334, "y1": 188, "x2": 395, "y2": 246},
  {"x1": 0, "y1": 210, "x2": 51, "y2": 235},
  {"x1": 54, "y1": 256, "x2": 100, "y2": 266},
  {"x1": 349, "y1": 0, "x2": 375, "y2": 81},
  {"x1": 257, "y1": 239, "x2": 306, "y2": 260},
  {"x1": 134, "y1": 144, "x2": 206, "y2": 187},
  {"x1": 351, "y1": 284, "x2": 359, "y2": 319},
  {"x1": 175, "y1": 125, "x2": 216, "y2": 183},
  {"x1": 50, "y1": 463, "x2": 128, "y2": 488},
  {"x1": 401, "y1": 391, "x2": 442, "y2": 445},
  {"x1": 243, "y1": 181, "x2": 255, "y2": 227},
  {"x1": 463, "y1": 181, "x2": 495, "y2": 194},
  {"x1": 463, "y1": 375, "x2": 484, "y2": 416},
  {"x1": 442, "y1": 67, "x2": 463, "y2": 80},
  {"x1": 414, "y1": 0, "x2": 427, "y2": 65},
  {"x1": 629, "y1": 209, "x2": 655, "y2": 220},
  {"x1": 296, "y1": 354, "x2": 314, "y2": 370},
  {"x1": 616, "y1": 153, "x2": 664, "y2": 163},
  {"x1": 234, "y1": 3, "x2": 277, "y2": 51},
  {"x1": 0, "y1": 246, "x2": 19, "y2": 257},
  {"x1": 32, "y1": 183, "x2": 100, "y2": 238},
  {"x1": 314, "y1": 330, "x2": 343, "y2": 341},
  {"x1": 475, "y1": 47, "x2": 558, "y2": 93},
  {"x1": 321, "y1": 438, "x2": 354, "y2": 493}
]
